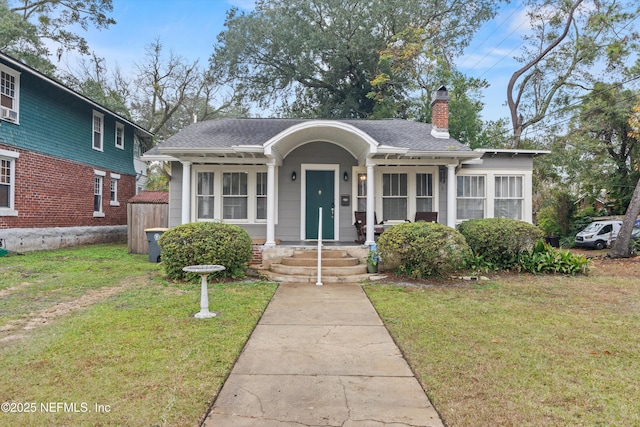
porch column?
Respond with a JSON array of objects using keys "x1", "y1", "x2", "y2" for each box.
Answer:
[
  {"x1": 181, "y1": 161, "x2": 191, "y2": 224},
  {"x1": 265, "y1": 161, "x2": 277, "y2": 247},
  {"x1": 447, "y1": 164, "x2": 456, "y2": 227},
  {"x1": 365, "y1": 163, "x2": 375, "y2": 245}
]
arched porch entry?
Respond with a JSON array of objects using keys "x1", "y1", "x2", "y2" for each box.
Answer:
[{"x1": 263, "y1": 121, "x2": 379, "y2": 246}]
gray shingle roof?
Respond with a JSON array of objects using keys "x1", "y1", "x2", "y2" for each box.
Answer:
[{"x1": 148, "y1": 118, "x2": 472, "y2": 155}]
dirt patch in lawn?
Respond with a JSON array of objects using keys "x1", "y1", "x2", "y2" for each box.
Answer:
[
  {"x1": 589, "y1": 254, "x2": 640, "y2": 276},
  {"x1": 0, "y1": 281, "x2": 36, "y2": 298},
  {"x1": 0, "y1": 283, "x2": 131, "y2": 344}
]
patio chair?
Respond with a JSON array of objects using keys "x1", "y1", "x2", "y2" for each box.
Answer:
[
  {"x1": 354, "y1": 211, "x2": 385, "y2": 243},
  {"x1": 414, "y1": 211, "x2": 438, "y2": 223}
]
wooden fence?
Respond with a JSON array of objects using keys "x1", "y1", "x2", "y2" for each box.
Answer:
[{"x1": 127, "y1": 192, "x2": 169, "y2": 254}]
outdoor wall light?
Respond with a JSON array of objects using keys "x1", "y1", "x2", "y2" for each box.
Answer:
[
  {"x1": 291, "y1": 171, "x2": 297, "y2": 181},
  {"x1": 343, "y1": 171, "x2": 349, "y2": 181}
]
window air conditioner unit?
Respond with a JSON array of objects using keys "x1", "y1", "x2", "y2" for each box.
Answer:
[{"x1": 1, "y1": 108, "x2": 17, "y2": 122}]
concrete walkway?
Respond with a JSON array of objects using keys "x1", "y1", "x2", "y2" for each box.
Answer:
[{"x1": 202, "y1": 283, "x2": 445, "y2": 426}]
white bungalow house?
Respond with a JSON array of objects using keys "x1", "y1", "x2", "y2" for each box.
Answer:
[{"x1": 142, "y1": 88, "x2": 547, "y2": 248}]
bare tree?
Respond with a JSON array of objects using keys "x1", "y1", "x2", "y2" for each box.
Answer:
[{"x1": 130, "y1": 40, "x2": 202, "y2": 140}]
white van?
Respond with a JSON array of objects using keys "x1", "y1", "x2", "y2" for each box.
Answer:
[{"x1": 575, "y1": 220, "x2": 622, "y2": 249}]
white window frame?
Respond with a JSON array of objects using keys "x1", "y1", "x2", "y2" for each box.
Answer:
[
  {"x1": 456, "y1": 169, "x2": 533, "y2": 223},
  {"x1": 456, "y1": 174, "x2": 486, "y2": 221},
  {"x1": 110, "y1": 173, "x2": 120, "y2": 206},
  {"x1": 0, "y1": 149, "x2": 19, "y2": 216},
  {"x1": 494, "y1": 175, "x2": 524, "y2": 220},
  {"x1": 191, "y1": 166, "x2": 270, "y2": 224},
  {"x1": 382, "y1": 172, "x2": 409, "y2": 221},
  {"x1": 196, "y1": 171, "x2": 215, "y2": 220},
  {"x1": 92, "y1": 111, "x2": 104, "y2": 151},
  {"x1": 93, "y1": 169, "x2": 106, "y2": 217},
  {"x1": 223, "y1": 171, "x2": 248, "y2": 220},
  {"x1": 356, "y1": 172, "x2": 367, "y2": 212},
  {"x1": 0, "y1": 64, "x2": 20, "y2": 124},
  {"x1": 416, "y1": 172, "x2": 435, "y2": 213},
  {"x1": 115, "y1": 122, "x2": 124, "y2": 149},
  {"x1": 351, "y1": 166, "x2": 439, "y2": 224},
  {"x1": 256, "y1": 171, "x2": 268, "y2": 220}
]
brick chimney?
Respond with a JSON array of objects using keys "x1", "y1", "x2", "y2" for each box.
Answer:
[{"x1": 430, "y1": 86, "x2": 450, "y2": 139}]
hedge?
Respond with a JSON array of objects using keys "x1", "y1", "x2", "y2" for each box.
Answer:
[
  {"x1": 377, "y1": 221, "x2": 471, "y2": 278},
  {"x1": 158, "y1": 222, "x2": 253, "y2": 281},
  {"x1": 458, "y1": 218, "x2": 543, "y2": 270}
]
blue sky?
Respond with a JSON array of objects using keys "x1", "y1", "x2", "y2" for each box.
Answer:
[{"x1": 60, "y1": 0, "x2": 530, "y2": 123}]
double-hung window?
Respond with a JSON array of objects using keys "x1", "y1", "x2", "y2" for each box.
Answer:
[
  {"x1": 0, "y1": 150, "x2": 19, "y2": 215},
  {"x1": 416, "y1": 173, "x2": 434, "y2": 212},
  {"x1": 93, "y1": 111, "x2": 104, "y2": 151},
  {"x1": 94, "y1": 170, "x2": 106, "y2": 216},
  {"x1": 495, "y1": 176, "x2": 523, "y2": 219},
  {"x1": 110, "y1": 173, "x2": 120, "y2": 206},
  {"x1": 197, "y1": 172, "x2": 215, "y2": 219},
  {"x1": 195, "y1": 169, "x2": 268, "y2": 222},
  {"x1": 0, "y1": 158, "x2": 11, "y2": 208},
  {"x1": 457, "y1": 175, "x2": 485, "y2": 220},
  {"x1": 357, "y1": 173, "x2": 367, "y2": 211},
  {"x1": 382, "y1": 173, "x2": 407, "y2": 220},
  {"x1": 256, "y1": 172, "x2": 267, "y2": 220},
  {"x1": 223, "y1": 172, "x2": 248, "y2": 220},
  {"x1": 115, "y1": 123, "x2": 124, "y2": 149},
  {"x1": 0, "y1": 65, "x2": 19, "y2": 122}
]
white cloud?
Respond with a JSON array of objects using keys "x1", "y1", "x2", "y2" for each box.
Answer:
[{"x1": 508, "y1": 7, "x2": 532, "y2": 35}]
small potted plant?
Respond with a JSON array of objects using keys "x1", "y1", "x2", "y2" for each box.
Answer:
[{"x1": 366, "y1": 250, "x2": 379, "y2": 273}]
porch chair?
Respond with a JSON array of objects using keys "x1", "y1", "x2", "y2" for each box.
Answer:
[
  {"x1": 414, "y1": 211, "x2": 438, "y2": 223},
  {"x1": 354, "y1": 211, "x2": 385, "y2": 244}
]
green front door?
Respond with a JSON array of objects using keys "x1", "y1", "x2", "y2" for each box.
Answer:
[{"x1": 306, "y1": 170, "x2": 335, "y2": 240}]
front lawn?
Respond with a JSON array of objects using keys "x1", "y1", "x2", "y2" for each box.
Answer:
[
  {"x1": 365, "y1": 257, "x2": 640, "y2": 426},
  {"x1": 3, "y1": 244, "x2": 638, "y2": 426},
  {"x1": 0, "y1": 244, "x2": 276, "y2": 426}
]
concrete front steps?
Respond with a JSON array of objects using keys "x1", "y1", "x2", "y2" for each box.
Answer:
[{"x1": 266, "y1": 249, "x2": 371, "y2": 283}]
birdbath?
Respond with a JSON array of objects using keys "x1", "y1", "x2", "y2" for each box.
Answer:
[{"x1": 182, "y1": 264, "x2": 226, "y2": 318}]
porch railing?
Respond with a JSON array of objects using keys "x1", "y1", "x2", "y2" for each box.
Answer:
[{"x1": 316, "y1": 207, "x2": 323, "y2": 286}]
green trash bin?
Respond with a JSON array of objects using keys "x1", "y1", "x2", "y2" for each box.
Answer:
[{"x1": 145, "y1": 228, "x2": 169, "y2": 263}]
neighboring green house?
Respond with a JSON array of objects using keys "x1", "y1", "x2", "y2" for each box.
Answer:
[
  {"x1": 143, "y1": 87, "x2": 548, "y2": 248},
  {"x1": 0, "y1": 51, "x2": 153, "y2": 251}
]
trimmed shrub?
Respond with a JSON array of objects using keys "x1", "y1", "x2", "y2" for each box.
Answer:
[
  {"x1": 458, "y1": 218, "x2": 543, "y2": 270},
  {"x1": 158, "y1": 222, "x2": 253, "y2": 281},
  {"x1": 378, "y1": 221, "x2": 471, "y2": 278}
]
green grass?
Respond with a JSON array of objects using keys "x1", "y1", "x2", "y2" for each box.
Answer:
[
  {"x1": 0, "y1": 244, "x2": 162, "y2": 327},
  {"x1": 5, "y1": 244, "x2": 639, "y2": 426},
  {"x1": 0, "y1": 244, "x2": 276, "y2": 426},
  {"x1": 364, "y1": 273, "x2": 640, "y2": 427}
]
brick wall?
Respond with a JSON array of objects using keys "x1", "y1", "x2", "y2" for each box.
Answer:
[
  {"x1": 430, "y1": 86, "x2": 449, "y2": 131},
  {"x1": 0, "y1": 145, "x2": 135, "y2": 229},
  {"x1": 250, "y1": 244, "x2": 263, "y2": 265},
  {"x1": 431, "y1": 99, "x2": 449, "y2": 130}
]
